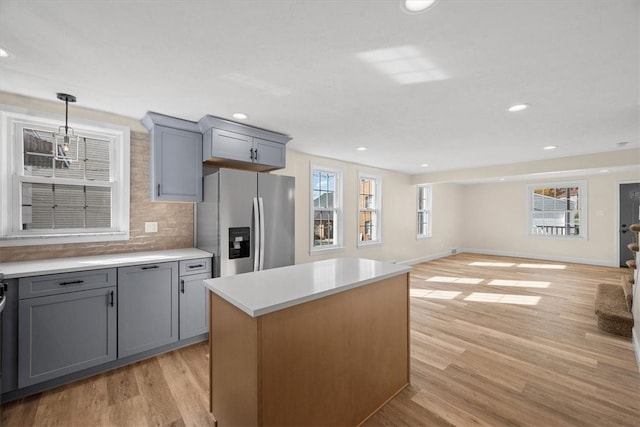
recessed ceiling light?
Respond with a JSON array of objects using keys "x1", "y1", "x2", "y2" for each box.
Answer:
[
  {"x1": 499, "y1": 178, "x2": 505, "y2": 181},
  {"x1": 232, "y1": 112, "x2": 248, "y2": 120},
  {"x1": 356, "y1": 147, "x2": 367, "y2": 151},
  {"x1": 420, "y1": 163, "x2": 429, "y2": 167},
  {"x1": 402, "y1": 0, "x2": 438, "y2": 14},
  {"x1": 543, "y1": 145, "x2": 557, "y2": 150},
  {"x1": 0, "y1": 48, "x2": 9, "y2": 58},
  {"x1": 600, "y1": 169, "x2": 609, "y2": 173},
  {"x1": 508, "y1": 104, "x2": 528, "y2": 112}
]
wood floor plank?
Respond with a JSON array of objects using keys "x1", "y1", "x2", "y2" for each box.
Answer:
[
  {"x1": 156, "y1": 349, "x2": 215, "y2": 426},
  {"x1": 133, "y1": 358, "x2": 184, "y2": 426},
  {"x1": 106, "y1": 363, "x2": 140, "y2": 406},
  {"x1": 3, "y1": 253, "x2": 640, "y2": 426}
]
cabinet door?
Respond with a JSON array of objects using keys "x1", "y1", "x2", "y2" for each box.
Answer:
[
  {"x1": 2, "y1": 278, "x2": 19, "y2": 394},
  {"x1": 18, "y1": 287, "x2": 117, "y2": 387},
  {"x1": 179, "y1": 272, "x2": 210, "y2": 340},
  {"x1": 151, "y1": 125, "x2": 203, "y2": 202},
  {"x1": 211, "y1": 129, "x2": 254, "y2": 163},
  {"x1": 118, "y1": 262, "x2": 179, "y2": 358},
  {"x1": 253, "y1": 137, "x2": 286, "y2": 169}
]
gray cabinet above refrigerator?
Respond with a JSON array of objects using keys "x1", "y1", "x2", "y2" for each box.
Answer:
[{"x1": 198, "y1": 115, "x2": 291, "y2": 172}]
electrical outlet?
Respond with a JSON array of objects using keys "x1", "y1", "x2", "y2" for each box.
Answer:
[{"x1": 145, "y1": 222, "x2": 158, "y2": 233}]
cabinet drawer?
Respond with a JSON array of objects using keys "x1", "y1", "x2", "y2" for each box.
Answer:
[
  {"x1": 179, "y1": 258, "x2": 212, "y2": 276},
  {"x1": 18, "y1": 268, "x2": 117, "y2": 299}
]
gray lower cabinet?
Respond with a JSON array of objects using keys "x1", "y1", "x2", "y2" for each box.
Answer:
[
  {"x1": 6, "y1": 257, "x2": 210, "y2": 400},
  {"x1": 179, "y1": 258, "x2": 212, "y2": 340},
  {"x1": 179, "y1": 273, "x2": 210, "y2": 339},
  {"x1": 117, "y1": 262, "x2": 179, "y2": 358},
  {"x1": 18, "y1": 286, "x2": 117, "y2": 388}
]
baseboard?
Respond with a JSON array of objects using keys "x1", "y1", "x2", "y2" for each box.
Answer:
[
  {"x1": 459, "y1": 248, "x2": 618, "y2": 267},
  {"x1": 633, "y1": 328, "x2": 640, "y2": 373},
  {"x1": 398, "y1": 250, "x2": 456, "y2": 265}
]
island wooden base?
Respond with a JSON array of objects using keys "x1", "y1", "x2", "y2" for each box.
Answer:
[{"x1": 209, "y1": 273, "x2": 410, "y2": 426}]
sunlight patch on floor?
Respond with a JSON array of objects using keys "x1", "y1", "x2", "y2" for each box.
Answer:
[
  {"x1": 426, "y1": 276, "x2": 483, "y2": 284},
  {"x1": 410, "y1": 289, "x2": 462, "y2": 300},
  {"x1": 488, "y1": 279, "x2": 551, "y2": 288},
  {"x1": 464, "y1": 292, "x2": 541, "y2": 305},
  {"x1": 518, "y1": 263, "x2": 566, "y2": 270},
  {"x1": 469, "y1": 262, "x2": 516, "y2": 267}
]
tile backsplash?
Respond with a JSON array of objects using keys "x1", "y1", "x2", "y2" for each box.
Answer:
[{"x1": 0, "y1": 130, "x2": 194, "y2": 263}]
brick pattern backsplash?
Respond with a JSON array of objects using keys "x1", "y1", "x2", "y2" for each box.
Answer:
[{"x1": 0, "y1": 130, "x2": 194, "y2": 263}]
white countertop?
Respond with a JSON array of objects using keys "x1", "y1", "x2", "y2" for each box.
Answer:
[
  {"x1": 203, "y1": 257, "x2": 411, "y2": 317},
  {"x1": 0, "y1": 248, "x2": 213, "y2": 278}
]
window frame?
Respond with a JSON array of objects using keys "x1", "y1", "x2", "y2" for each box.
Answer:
[
  {"x1": 0, "y1": 106, "x2": 130, "y2": 246},
  {"x1": 416, "y1": 184, "x2": 432, "y2": 239},
  {"x1": 309, "y1": 163, "x2": 344, "y2": 254},
  {"x1": 357, "y1": 171, "x2": 382, "y2": 247},
  {"x1": 526, "y1": 180, "x2": 587, "y2": 239}
]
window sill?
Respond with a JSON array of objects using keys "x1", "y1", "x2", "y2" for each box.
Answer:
[
  {"x1": 0, "y1": 231, "x2": 130, "y2": 247},
  {"x1": 416, "y1": 235, "x2": 432, "y2": 240},
  {"x1": 357, "y1": 240, "x2": 382, "y2": 248},
  {"x1": 527, "y1": 233, "x2": 587, "y2": 240},
  {"x1": 309, "y1": 246, "x2": 344, "y2": 256}
]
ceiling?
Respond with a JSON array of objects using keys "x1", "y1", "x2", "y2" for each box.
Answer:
[{"x1": 0, "y1": 0, "x2": 638, "y2": 175}]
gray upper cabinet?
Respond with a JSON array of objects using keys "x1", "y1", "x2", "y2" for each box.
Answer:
[
  {"x1": 199, "y1": 115, "x2": 291, "y2": 172},
  {"x1": 117, "y1": 262, "x2": 179, "y2": 358},
  {"x1": 142, "y1": 112, "x2": 203, "y2": 202},
  {"x1": 253, "y1": 137, "x2": 286, "y2": 168},
  {"x1": 17, "y1": 271, "x2": 117, "y2": 388},
  {"x1": 210, "y1": 128, "x2": 254, "y2": 163}
]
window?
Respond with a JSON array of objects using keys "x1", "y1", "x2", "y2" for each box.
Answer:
[
  {"x1": 527, "y1": 181, "x2": 586, "y2": 238},
  {"x1": 310, "y1": 164, "x2": 343, "y2": 252},
  {"x1": 417, "y1": 184, "x2": 432, "y2": 238},
  {"x1": 358, "y1": 172, "x2": 381, "y2": 245},
  {"x1": 0, "y1": 108, "x2": 130, "y2": 246}
]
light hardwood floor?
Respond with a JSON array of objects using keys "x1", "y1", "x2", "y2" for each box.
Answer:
[{"x1": 3, "y1": 254, "x2": 640, "y2": 426}]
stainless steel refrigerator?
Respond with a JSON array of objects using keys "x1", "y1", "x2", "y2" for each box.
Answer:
[{"x1": 196, "y1": 168, "x2": 295, "y2": 277}]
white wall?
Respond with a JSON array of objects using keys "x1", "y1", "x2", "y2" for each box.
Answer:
[
  {"x1": 460, "y1": 170, "x2": 640, "y2": 266},
  {"x1": 5, "y1": 90, "x2": 636, "y2": 267},
  {"x1": 275, "y1": 150, "x2": 464, "y2": 265}
]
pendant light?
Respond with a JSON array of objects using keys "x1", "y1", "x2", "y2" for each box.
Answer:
[{"x1": 53, "y1": 93, "x2": 79, "y2": 162}]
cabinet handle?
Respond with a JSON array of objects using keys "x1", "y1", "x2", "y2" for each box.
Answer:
[
  {"x1": 157, "y1": 184, "x2": 161, "y2": 197},
  {"x1": 250, "y1": 148, "x2": 255, "y2": 160},
  {"x1": 188, "y1": 264, "x2": 204, "y2": 269},
  {"x1": 110, "y1": 290, "x2": 114, "y2": 307},
  {"x1": 254, "y1": 148, "x2": 258, "y2": 161},
  {"x1": 181, "y1": 279, "x2": 185, "y2": 294},
  {"x1": 141, "y1": 265, "x2": 159, "y2": 270},
  {"x1": 59, "y1": 280, "x2": 84, "y2": 286}
]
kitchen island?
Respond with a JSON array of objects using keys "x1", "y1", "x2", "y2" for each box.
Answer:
[{"x1": 203, "y1": 257, "x2": 412, "y2": 426}]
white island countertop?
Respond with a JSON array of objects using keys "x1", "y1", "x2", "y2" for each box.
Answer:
[
  {"x1": 203, "y1": 257, "x2": 411, "y2": 317},
  {"x1": 0, "y1": 247, "x2": 213, "y2": 278}
]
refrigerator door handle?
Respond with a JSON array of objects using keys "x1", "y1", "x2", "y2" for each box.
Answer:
[
  {"x1": 258, "y1": 197, "x2": 266, "y2": 271},
  {"x1": 253, "y1": 197, "x2": 260, "y2": 272}
]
